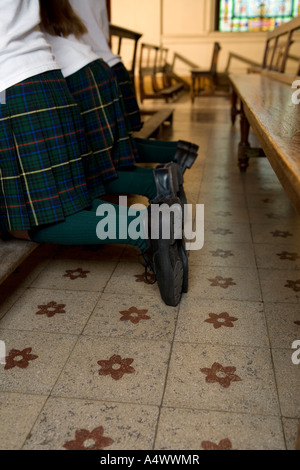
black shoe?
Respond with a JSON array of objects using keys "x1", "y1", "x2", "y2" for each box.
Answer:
[
  {"x1": 177, "y1": 140, "x2": 199, "y2": 155},
  {"x1": 174, "y1": 141, "x2": 199, "y2": 174},
  {"x1": 178, "y1": 237, "x2": 189, "y2": 294},
  {"x1": 140, "y1": 197, "x2": 184, "y2": 307},
  {"x1": 153, "y1": 162, "x2": 180, "y2": 199},
  {"x1": 154, "y1": 162, "x2": 187, "y2": 213}
]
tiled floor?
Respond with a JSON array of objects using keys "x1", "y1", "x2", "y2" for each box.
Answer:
[{"x1": 0, "y1": 93, "x2": 299, "y2": 451}]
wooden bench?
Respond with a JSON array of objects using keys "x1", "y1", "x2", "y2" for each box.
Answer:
[
  {"x1": 133, "y1": 107, "x2": 174, "y2": 139},
  {"x1": 190, "y1": 42, "x2": 222, "y2": 102},
  {"x1": 109, "y1": 23, "x2": 142, "y2": 90},
  {"x1": 0, "y1": 232, "x2": 38, "y2": 285},
  {"x1": 109, "y1": 26, "x2": 176, "y2": 138},
  {"x1": 139, "y1": 43, "x2": 185, "y2": 103},
  {"x1": 229, "y1": 16, "x2": 300, "y2": 125},
  {"x1": 229, "y1": 72, "x2": 300, "y2": 215}
]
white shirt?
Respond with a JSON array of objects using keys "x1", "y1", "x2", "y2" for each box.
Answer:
[
  {"x1": 44, "y1": 33, "x2": 99, "y2": 78},
  {"x1": 0, "y1": 0, "x2": 59, "y2": 92},
  {"x1": 70, "y1": 0, "x2": 121, "y2": 67}
]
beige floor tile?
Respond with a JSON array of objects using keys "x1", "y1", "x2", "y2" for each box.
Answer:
[
  {"x1": 104, "y1": 261, "x2": 160, "y2": 297},
  {"x1": 83, "y1": 293, "x2": 178, "y2": 340},
  {"x1": 23, "y1": 397, "x2": 159, "y2": 450},
  {"x1": 264, "y1": 303, "x2": 300, "y2": 349},
  {"x1": 175, "y1": 298, "x2": 268, "y2": 347},
  {"x1": 163, "y1": 342, "x2": 280, "y2": 416},
  {"x1": 52, "y1": 336, "x2": 171, "y2": 406},
  {"x1": 0, "y1": 330, "x2": 77, "y2": 394},
  {"x1": 0, "y1": 288, "x2": 100, "y2": 335},
  {"x1": 251, "y1": 223, "x2": 300, "y2": 246},
  {"x1": 259, "y1": 268, "x2": 300, "y2": 303},
  {"x1": 282, "y1": 417, "x2": 300, "y2": 450},
  {"x1": 248, "y1": 206, "x2": 299, "y2": 225},
  {"x1": 0, "y1": 392, "x2": 47, "y2": 450},
  {"x1": 155, "y1": 408, "x2": 285, "y2": 450},
  {"x1": 188, "y1": 265, "x2": 262, "y2": 302},
  {"x1": 271, "y1": 348, "x2": 300, "y2": 418},
  {"x1": 246, "y1": 192, "x2": 295, "y2": 211},
  {"x1": 254, "y1": 243, "x2": 300, "y2": 270},
  {"x1": 31, "y1": 259, "x2": 117, "y2": 292},
  {"x1": 204, "y1": 221, "x2": 253, "y2": 244},
  {"x1": 190, "y1": 241, "x2": 256, "y2": 268},
  {"x1": 204, "y1": 206, "x2": 250, "y2": 224}
]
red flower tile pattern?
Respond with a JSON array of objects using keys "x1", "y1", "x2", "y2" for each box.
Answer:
[
  {"x1": 98, "y1": 354, "x2": 135, "y2": 380},
  {"x1": 277, "y1": 251, "x2": 300, "y2": 261},
  {"x1": 214, "y1": 211, "x2": 232, "y2": 217},
  {"x1": 64, "y1": 268, "x2": 90, "y2": 280},
  {"x1": 201, "y1": 438, "x2": 233, "y2": 450},
  {"x1": 63, "y1": 426, "x2": 114, "y2": 450},
  {"x1": 4, "y1": 348, "x2": 38, "y2": 370},
  {"x1": 36, "y1": 301, "x2": 66, "y2": 318},
  {"x1": 208, "y1": 276, "x2": 237, "y2": 289},
  {"x1": 265, "y1": 213, "x2": 280, "y2": 219},
  {"x1": 210, "y1": 249, "x2": 234, "y2": 259},
  {"x1": 271, "y1": 231, "x2": 293, "y2": 238},
  {"x1": 134, "y1": 272, "x2": 156, "y2": 285},
  {"x1": 119, "y1": 307, "x2": 151, "y2": 324},
  {"x1": 262, "y1": 198, "x2": 273, "y2": 204},
  {"x1": 285, "y1": 279, "x2": 300, "y2": 292},
  {"x1": 211, "y1": 229, "x2": 233, "y2": 236},
  {"x1": 205, "y1": 312, "x2": 238, "y2": 329},
  {"x1": 200, "y1": 362, "x2": 242, "y2": 389}
]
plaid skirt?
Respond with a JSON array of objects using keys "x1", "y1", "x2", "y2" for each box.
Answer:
[
  {"x1": 65, "y1": 60, "x2": 138, "y2": 177},
  {"x1": 0, "y1": 70, "x2": 105, "y2": 232},
  {"x1": 111, "y1": 62, "x2": 143, "y2": 132}
]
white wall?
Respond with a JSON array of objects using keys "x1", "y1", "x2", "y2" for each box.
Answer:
[{"x1": 111, "y1": 0, "x2": 300, "y2": 76}]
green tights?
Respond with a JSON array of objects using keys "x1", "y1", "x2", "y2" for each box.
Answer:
[{"x1": 29, "y1": 199, "x2": 147, "y2": 252}]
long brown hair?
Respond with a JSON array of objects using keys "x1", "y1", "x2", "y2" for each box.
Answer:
[{"x1": 39, "y1": 0, "x2": 87, "y2": 38}]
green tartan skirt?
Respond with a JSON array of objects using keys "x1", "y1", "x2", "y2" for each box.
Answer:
[
  {"x1": 111, "y1": 61, "x2": 143, "y2": 132},
  {"x1": 0, "y1": 70, "x2": 106, "y2": 232},
  {"x1": 65, "y1": 59, "x2": 139, "y2": 177}
]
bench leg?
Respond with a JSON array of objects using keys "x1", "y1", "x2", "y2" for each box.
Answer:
[
  {"x1": 238, "y1": 102, "x2": 250, "y2": 172},
  {"x1": 231, "y1": 89, "x2": 240, "y2": 125}
]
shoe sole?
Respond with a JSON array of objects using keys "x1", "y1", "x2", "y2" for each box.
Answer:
[
  {"x1": 153, "y1": 239, "x2": 183, "y2": 306},
  {"x1": 178, "y1": 239, "x2": 189, "y2": 294}
]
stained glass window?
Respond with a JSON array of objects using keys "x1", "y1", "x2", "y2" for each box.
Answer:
[{"x1": 217, "y1": 0, "x2": 300, "y2": 32}]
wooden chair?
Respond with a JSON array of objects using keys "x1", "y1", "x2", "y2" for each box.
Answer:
[
  {"x1": 191, "y1": 42, "x2": 221, "y2": 102},
  {"x1": 139, "y1": 43, "x2": 184, "y2": 103},
  {"x1": 109, "y1": 23, "x2": 142, "y2": 89}
]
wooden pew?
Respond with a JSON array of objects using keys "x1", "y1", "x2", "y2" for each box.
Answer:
[
  {"x1": 109, "y1": 27, "x2": 176, "y2": 139},
  {"x1": 109, "y1": 23, "x2": 142, "y2": 90},
  {"x1": 229, "y1": 16, "x2": 300, "y2": 125},
  {"x1": 139, "y1": 43, "x2": 185, "y2": 103},
  {"x1": 133, "y1": 108, "x2": 174, "y2": 139},
  {"x1": 190, "y1": 42, "x2": 222, "y2": 102},
  {"x1": 0, "y1": 232, "x2": 38, "y2": 285},
  {"x1": 229, "y1": 72, "x2": 300, "y2": 215}
]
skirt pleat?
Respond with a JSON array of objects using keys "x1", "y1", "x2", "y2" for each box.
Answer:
[
  {"x1": 0, "y1": 70, "x2": 105, "y2": 232},
  {"x1": 111, "y1": 61, "x2": 143, "y2": 132},
  {"x1": 65, "y1": 59, "x2": 138, "y2": 175}
]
